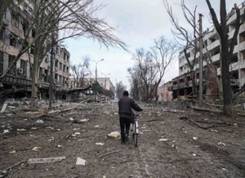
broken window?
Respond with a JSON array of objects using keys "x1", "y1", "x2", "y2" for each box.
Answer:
[
  {"x1": 0, "y1": 52, "x2": 3, "y2": 75},
  {"x1": 0, "y1": 27, "x2": 5, "y2": 41},
  {"x1": 8, "y1": 55, "x2": 17, "y2": 75},
  {"x1": 20, "y1": 60, "x2": 27, "y2": 77},
  {"x1": 9, "y1": 33, "x2": 18, "y2": 47},
  {"x1": 239, "y1": 31, "x2": 245, "y2": 43},
  {"x1": 11, "y1": 11, "x2": 19, "y2": 28},
  {"x1": 231, "y1": 54, "x2": 238, "y2": 63}
]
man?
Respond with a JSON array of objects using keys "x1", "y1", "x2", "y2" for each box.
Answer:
[{"x1": 118, "y1": 90, "x2": 143, "y2": 144}]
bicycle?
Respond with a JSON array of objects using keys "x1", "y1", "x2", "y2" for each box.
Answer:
[{"x1": 130, "y1": 113, "x2": 139, "y2": 147}]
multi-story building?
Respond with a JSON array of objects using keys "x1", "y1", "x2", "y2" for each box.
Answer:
[
  {"x1": 172, "y1": 3, "x2": 245, "y2": 99},
  {"x1": 0, "y1": 1, "x2": 70, "y2": 96}
]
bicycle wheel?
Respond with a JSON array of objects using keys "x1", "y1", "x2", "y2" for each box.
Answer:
[{"x1": 134, "y1": 133, "x2": 138, "y2": 147}]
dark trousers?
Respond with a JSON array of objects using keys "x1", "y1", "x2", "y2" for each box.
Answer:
[{"x1": 119, "y1": 117, "x2": 131, "y2": 143}]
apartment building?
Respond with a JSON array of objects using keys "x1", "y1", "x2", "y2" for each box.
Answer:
[
  {"x1": 172, "y1": 3, "x2": 245, "y2": 99},
  {"x1": 0, "y1": 1, "x2": 70, "y2": 94}
]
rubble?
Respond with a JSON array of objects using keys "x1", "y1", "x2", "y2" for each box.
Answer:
[
  {"x1": 96, "y1": 142, "x2": 105, "y2": 146},
  {"x1": 159, "y1": 138, "x2": 168, "y2": 142},
  {"x1": 107, "y1": 131, "x2": 120, "y2": 139},
  {"x1": 35, "y1": 119, "x2": 44, "y2": 124},
  {"x1": 28, "y1": 156, "x2": 66, "y2": 164},
  {"x1": 76, "y1": 157, "x2": 86, "y2": 166},
  {"x1": 32, "y1": 147, "x2": 41, "y2": 151},
  {"x1": 72, "y1": 132, "x2": 81, "y2": 137},
  {"x1": 1, "y1": 103, "x2": 8, "y2": 113}
]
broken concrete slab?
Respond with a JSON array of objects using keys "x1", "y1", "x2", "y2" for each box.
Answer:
[
  {"x1": 1, "y1": 103, "x2": 8, "y2": 113},
  {"x1": 107, "y1": 131, "x2": 120, "y2": 139},
  {"x1": 76, "y1": 157, "x2": 86, "y2": 166},
  {"x1": 32, "y1": 147, "x2": 41, "y2": 151},
  {"x1": 28, "y1": 156, "x2": 66, "y2": 164},
  {"x1": 35, "y1": 119, "x2": 44, "y2": 124},
  {"x1": 159, "y1": 138, "x2": 168, "y2": 142},
  {"x1": 96, "y1": 142, "x2": 105, "y2": 146}
]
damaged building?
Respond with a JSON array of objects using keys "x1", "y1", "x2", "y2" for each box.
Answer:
[
  {"x1": 0, "y1": 1, "x2": 70, "y2": 99},
  {"x1": 171, "y1": 3, "x2": 245, "y2": 99}
]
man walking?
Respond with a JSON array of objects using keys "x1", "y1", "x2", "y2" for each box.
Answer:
[{"x1": 118, "y1": 91, "x2": 143, "y2": 144}]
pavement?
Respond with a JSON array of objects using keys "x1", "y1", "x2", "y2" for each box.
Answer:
[{"x1": 0, "y1": 102, "x2": 245, "y2": 178}]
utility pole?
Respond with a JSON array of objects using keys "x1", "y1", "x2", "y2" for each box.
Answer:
[
  {"x1": 198, "y1": 13, "x2": 203, "y2": 103},
  {"x1": 49, "y1": 34, "x2": 55, "y2": 109}
]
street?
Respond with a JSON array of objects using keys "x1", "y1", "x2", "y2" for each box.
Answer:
[{"x1": 0, "y1": 102, "x2": 245, "y2": 178}]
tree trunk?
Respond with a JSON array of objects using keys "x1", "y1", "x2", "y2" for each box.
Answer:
[
  {"x1": 31, "y1": 52, "x2": 40, "y2": 106},
  {"x1": 221, "y1": 38, "x2": 233, "y2": 115}
]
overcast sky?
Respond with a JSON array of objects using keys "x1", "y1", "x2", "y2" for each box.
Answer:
[{"x1": 64, "y1": 0, "x2": 242, "y2": 89}]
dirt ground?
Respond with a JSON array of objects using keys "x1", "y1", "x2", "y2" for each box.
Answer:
[{"x1": 0, "y1": 102, "x2": 245, "y2": 178}]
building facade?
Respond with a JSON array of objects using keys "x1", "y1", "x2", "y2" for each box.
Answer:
[
  {"x1": 0, "y1": 1, "x2": 70, "y2": 95},
  {"x1": 172, "y1": 3, "x2": 245, "y2": 99}
]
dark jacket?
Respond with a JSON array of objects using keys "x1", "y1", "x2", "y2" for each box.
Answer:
[{"x1": 118, "y1": 96, "x2": 143, "y2": 119}]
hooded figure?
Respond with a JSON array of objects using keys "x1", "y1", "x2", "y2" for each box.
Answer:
[{"x1": 118, "y1": 90, "x2": 143, "y2": 144}]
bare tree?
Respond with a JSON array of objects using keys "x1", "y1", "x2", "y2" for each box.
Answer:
[
  {"x1": 115, "y1": 81, "x2": 126, "y2": 99},
  {"x1": 0, "y1": 0, "x2": 126, "y2": 102},
  {"x1": 129, "y1": 37, "x2": 177, "y2": 102},
  {"x1": 71, "y1": 56, "x2": 91, "y2": 88},
  {"x1": 205, "y1": 0, "x2": 241, "y2": 115},
  {"x1": 164, "y1": 0, "x2": 199, "y2": 97}
]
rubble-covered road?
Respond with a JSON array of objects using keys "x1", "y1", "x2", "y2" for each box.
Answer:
[{"x1": 1, "y1": 102, "x2": 245, "y2": 178}]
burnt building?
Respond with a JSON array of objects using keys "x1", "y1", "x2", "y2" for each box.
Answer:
[
  {"x1": 0, "y1": 1, "x2": 70, "y2": 98},
  {"x1": 172, "y1": 3, "x2": 245, "y2": 99}
]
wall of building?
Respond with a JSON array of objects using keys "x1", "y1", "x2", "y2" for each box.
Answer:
[
  {"x1": 0, "y1": 4, "x2": 70, "y2": 89},
  {"x1": 174, "y1": 3, "x2": 245, "y2": 98}
]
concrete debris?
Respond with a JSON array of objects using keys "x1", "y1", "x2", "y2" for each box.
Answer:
[
  {"x1": 69, "y1": 117, "x2": 74, "y2": 121},
  {"x1": 107, "y1": 131, "x2": 120, "y2": 139},
  {"x1": 48, "y1": 137, "x2": 55, "y2": 142},
  {"x1": 94, "y1": 125, "x2": 100, "y2": 128},
  {"x1": 76, "y1": 157, "x2": 86, "y2": 166},
  {"x1": 57, "y1": 145, "x2": 62, "y2": 148},
  {"x1": 32, "y1": 147, "x2": 41, "y2": 151},
  {"x1": 79, "y1": 119, "x2": 89, "y2": 123},
  {"x1": 47, "y1": 126, "x2": 54, "y2": 130},
  {"x1": 193, "y1": 137, "x2": 198, "y2": 141},
  {"x1": 3, "y1": 129, "x2": 9, "y2": 134},
  {"x1": 210, "y1": 129, "x2": 218, "y2": 133},
  {"x1": 17, "y1": 129, "x2": 26, "y2": 132},
  {"x1": 1, "y1": 103, "x2": 8, "y2": 113},
  {"x1": 9, "y1": 150, "x2": 16, "y2": 154},
  {"x1": 233, "y1": 123, "x2": 238, "y2": 127},
  {"x1": 217, "y1": 142, "x2": 226, "y2": 146},
  {"x1": 192, "y1": 153, "x2": 197, "y2": 157},
  {"x1": 31, "y1": 127, "x2": 37, "y2": 130},
  {"x1": 73, "y1": 128, "x2": 80, "y2": 131},
  {"x1": 72, "y1": 132, "x2": 81, "y2": 137},
  {"x1": 35, "y1": 119, "x2": 44, "y2": 124},
  {"x1": 28, "y1": 156, "x2": 66, "y2": 164},
  {"x1": 96, "y1": 142, "x2": 105, "y2": 146},
  {"x1": 159, "y1": 138, "x2": 168, "y2": 142}
]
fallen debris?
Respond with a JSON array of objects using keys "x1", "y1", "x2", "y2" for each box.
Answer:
[
  {"x1": 96, "y1": 142, "x2": 105, "y2": 146},
  {"x1": 193, "y1": 137, "x2": 198, "y2": 141},
  {"x1": 107, "y1": 131, "x2": 120, "y2": 139},
  {"x1": 32, "y1": 147, "x2": 41, "y2": 151},
  {"x1": 9, "y1": 150, "x2": 16, "y2": 154},
  {"x1": 3, "y1": 129, "x2": 9, "y2": 134},
  {"x1": 1, "y1": 103, "x2": 8, "y2": 113},
  {"x1": 76, "y1": 157, "x2": 86, "y2": 166},
  {"x1": 0, "y1": 161, "x2": 26, "y2": 178},
  {"x1": 35, "y1": 119, "x2": 44, "y2": 124},
  {"x1": 159, "y1": 138, "x2": 168, "y2": 142},
  {"x1": 28, "y1": 156, "x2": 66, "y2": 164},
  {"x1": 72, "y1": 132, "x2": 81, "y2": 137},
  {"x1": 217, "y1": 142, "x2": 226, "y2": 146}
]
